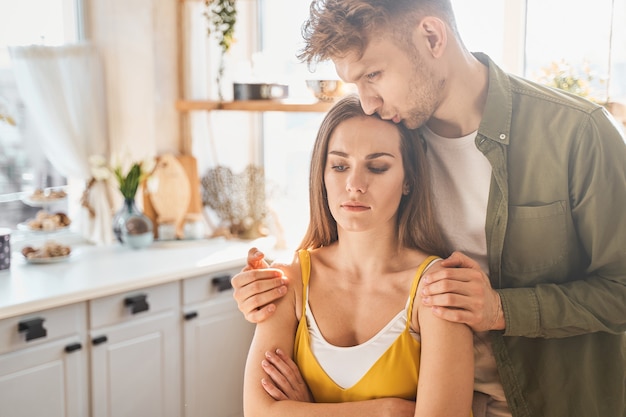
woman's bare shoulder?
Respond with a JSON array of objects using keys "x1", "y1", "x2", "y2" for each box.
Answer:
[
  {"x1": 268, "y1": 250, "x2": 304, "y2": 296},
  {"x1": 269, "y1": 250, "x2": 301, "y2": 276},
  {"x1": 423, "y1": 256, "x2": 444, "y2": 272},
  {"x1": 399, "y1": 248, "x2": 442, "y2": 273},
  {"x1": 269, "y1": 250, "x2": 305, "y2": 317}
]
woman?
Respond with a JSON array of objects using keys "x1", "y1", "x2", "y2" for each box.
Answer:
[{"x1": 243, "y1": 95, "x2": 473, "y2": 417}]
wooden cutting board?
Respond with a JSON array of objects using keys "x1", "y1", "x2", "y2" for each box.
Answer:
[
  {"x1": 143, "y1": 154, "x2": 202, "y2": 238},
  {"x1": 176, "y1": 154, "x2": 203, "y2": 215}
]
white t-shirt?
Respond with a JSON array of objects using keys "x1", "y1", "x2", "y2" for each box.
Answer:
[
  {"x1": 421, "y1": 125, "x2": 510, "y2": 417},
  {"x1": 420, "y1": 125, "x2": 491, "y2": 273}
]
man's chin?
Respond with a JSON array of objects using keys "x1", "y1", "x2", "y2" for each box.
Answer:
[
  {"x1": 401, "y1": 119, "x2": 422, "y2": 130},
  {"x1": 401, "y1": 113, "x2": 431, "y2": 130}
]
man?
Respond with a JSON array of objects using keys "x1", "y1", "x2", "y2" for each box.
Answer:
[{"x1": 231, "y1": 1, "x2": 626, "y2": 416}]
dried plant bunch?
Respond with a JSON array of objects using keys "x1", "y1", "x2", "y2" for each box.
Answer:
[{"x1": 201, "y1": 164, "x2": 267, "y2": 238}]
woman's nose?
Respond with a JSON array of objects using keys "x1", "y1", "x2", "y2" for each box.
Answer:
[{"x1": 346, "y1": 172, "x2": 367, "y2": 193}]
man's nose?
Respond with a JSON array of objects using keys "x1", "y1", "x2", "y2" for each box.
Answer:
[{"x1": 356, "y1": 87, "x2": 381, "y2": 116}]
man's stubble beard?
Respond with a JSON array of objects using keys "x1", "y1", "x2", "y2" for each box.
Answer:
[{"x1": 401, "y1": 47, "x2": 444, "y2": 130}]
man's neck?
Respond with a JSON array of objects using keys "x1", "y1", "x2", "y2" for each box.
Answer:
[{"x1": 427, "y1": 51, "x2": 489, "y2": 138}]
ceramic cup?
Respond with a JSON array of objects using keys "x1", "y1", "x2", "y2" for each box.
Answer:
[
  {"x1": 158, "y1": 222, "x2": 176, "y2": 240},
  {"x1": 0, "y1": 228, "x2": 11, "y2": 270},
  {"x1": 183, "y1": 220, "x2": 205, "y2": 240}
]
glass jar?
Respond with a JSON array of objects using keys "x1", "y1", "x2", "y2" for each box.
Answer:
[{"x1": 113, "y1": 198, "x2": 154, "y2": 249}]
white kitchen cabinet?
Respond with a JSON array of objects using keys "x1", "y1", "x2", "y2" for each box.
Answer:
[
  {"x1": 0, "y1": 303, "x2": 89, "y2": 417},
  {"x1": 89, "y1": 281, "x2": 182, "y2": 417},
  {"x1": 182, "y1": 267, "x2": 255, "y2": 417}
]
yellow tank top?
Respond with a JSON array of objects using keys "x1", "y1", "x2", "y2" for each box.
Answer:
[{"x1": 293, "y1": 250, "x2": 440, "y2": 403}]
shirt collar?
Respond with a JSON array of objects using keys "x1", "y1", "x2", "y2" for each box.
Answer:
[{"x1": 474, "y1": 52, "x2": 512, "y2": 146}]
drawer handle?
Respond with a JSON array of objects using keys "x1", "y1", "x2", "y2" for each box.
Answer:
[
  {"x1": 212, "y1": 275, "x2": 233, "y2": 292},
  {"x1": 124, "y1": 294, "x2": 150, "y2": 314},
  {"x1": 92, "y1": 335, "x2": 108, "y2": 345},
  {"x1": 184, "y1": 311, "x2": 198, "y2": 321},
  {"x1": 65, "y1": 342, "x2": 82, "y2": 353},
  {"x1": 18, "y1": 317, "x2": 47, "y2": 341}
]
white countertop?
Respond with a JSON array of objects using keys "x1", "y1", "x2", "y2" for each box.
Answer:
[{"x1": 0, "y1": 237, "x2": 272, "y2": 320}]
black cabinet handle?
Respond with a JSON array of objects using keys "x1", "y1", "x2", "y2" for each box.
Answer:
[
  {"x1": 65, "y1": 342, "x2": 82, "y2": 353},
  {"x1": 124, "y1": 293, "x2": 149, "y2": 314},
  {"x1": 92, "y1": 335, "x2": 108, "y2": 345},
  {"x1": 212, "y1": 274, "x2": 233, "y2": 292},
  {"x1": 184, "y1": 311, "x2": 198, "y2": 321},
  {"x1": 18, "y1": 317, "x2": 47, "y2": 341}
]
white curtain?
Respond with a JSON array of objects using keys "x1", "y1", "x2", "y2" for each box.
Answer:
[{"x1": 9, "y1": 43, "x2": 114, "y2": 245}]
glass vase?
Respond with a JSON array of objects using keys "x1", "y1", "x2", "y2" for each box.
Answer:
[{"x1": 113, "y1": 198, "x2": 154, "y2": 249}]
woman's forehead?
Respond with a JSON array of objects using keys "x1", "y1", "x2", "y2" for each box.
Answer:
[{"x1": 328, "y1": 117, "x2": 402, "y2": 153}]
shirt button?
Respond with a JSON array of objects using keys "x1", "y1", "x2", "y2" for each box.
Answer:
[{"x1": 499, "y1": 133, "x2": 506, "y2": 140}]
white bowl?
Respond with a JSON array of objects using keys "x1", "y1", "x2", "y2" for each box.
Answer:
[{"x1": 306, "y1": 79, "x2": 345, "y2": 102}]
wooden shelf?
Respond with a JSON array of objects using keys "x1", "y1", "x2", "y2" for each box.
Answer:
[{"x1": 176, "y1": 99, "x2": 334, "y2": 113}]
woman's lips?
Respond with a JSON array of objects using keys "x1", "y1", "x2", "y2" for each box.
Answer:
[{"x1": 341, "y1": 202, "x2": 370, "y2": 211}]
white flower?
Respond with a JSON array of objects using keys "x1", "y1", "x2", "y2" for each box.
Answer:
[
  {"x1": 141, "y1": 157, "x2": 156, "y2": 175},
  {"x1": 91, "y1": 166, "x2": 111, "y2": 181},
  {"x1": 88, "y1": 154, "x2": 108, "y2": 168},
  {"x1": 88, "y1": 154, "x2": 112, "y2": 181}
]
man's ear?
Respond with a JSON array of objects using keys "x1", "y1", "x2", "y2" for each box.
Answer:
[{"x1": 412, "y1": 16, "x2": 447, "y2": 58}]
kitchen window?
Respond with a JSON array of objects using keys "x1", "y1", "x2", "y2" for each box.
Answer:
[
  {"x1": 525, "y1": 0, "x2": 626, "y2": 102},
  {"x1": 0, "y1": 0, "x2": 81, "y2": 230}
]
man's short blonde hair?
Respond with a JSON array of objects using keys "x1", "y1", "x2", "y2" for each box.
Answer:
[{"x1": 298, "y1": 0, "x2": 460, "y2": 66}]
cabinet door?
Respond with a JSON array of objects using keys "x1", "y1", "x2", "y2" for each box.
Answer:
[
  {"x1": 89, "y1": 281, "x2": 181, "y2": 417},
  {"x1": 0, "y1": 336, "x2": 88, "y2": 417},
  {"x1": 0, "y1": 303, "x2": 88, "y2": 417},
  {"x1": 90, "y1": 309, "x2": 181, "y2": 417},
  {"x1": 183, "y1": 292, "x2": 255, "y2": 417}
]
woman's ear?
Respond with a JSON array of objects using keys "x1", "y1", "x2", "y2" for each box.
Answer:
[
  {"x1": 412, "y1": 16, "x2": 447, "y2": 58},
  {"x1": 403, "y1": 183, "x2": 411, "y2": 195}
]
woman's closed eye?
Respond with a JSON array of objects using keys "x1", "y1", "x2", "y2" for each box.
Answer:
[
  {"x1": 367, "y1": 164, "x2": 389, "y2": 174},
  {"x1": 330, "y1": 164, "x2": 389, "y2": 174},
  {"x1": 331, "y1": 164, "x2": 348, "y2": 172}
]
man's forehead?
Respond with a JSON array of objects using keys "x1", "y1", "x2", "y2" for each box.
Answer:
[
  {"x1": 333, "y1": 54, "x2": 376, "y2": 83},
  {"x1": 333, "y1": 55, "x2": 360, "y2": 83},
  {"x1": 333, "y1": 42, "x2": 384, "y2": 82}
]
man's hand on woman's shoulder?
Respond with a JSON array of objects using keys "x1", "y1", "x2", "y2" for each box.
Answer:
[{"x1": 232, "y1": 247, "x2": 290, "y2": 323}]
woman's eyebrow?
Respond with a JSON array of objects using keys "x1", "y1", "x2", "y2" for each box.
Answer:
[
  {"x1": 366, "y1": 152, "x2": 395, "y2": 160},
  {"x1": 327, "y1": 151, "x2": 396, "y2": 159}
]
